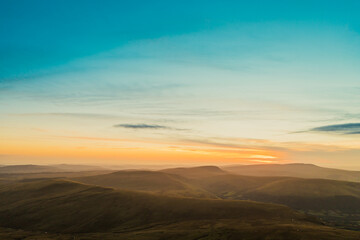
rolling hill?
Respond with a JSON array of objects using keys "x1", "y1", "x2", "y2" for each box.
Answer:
[
  {"x1": 0, "y1": 164, "x2": 107, "y2": 174},
  {"x1": 2, "y1": 165, "x2": 360, "y2": 232},
  {"x1": 161, "y1": 165, "x2": 227, "y2": 178},
  {"x1": 223, "y1": 163, "x2": 360, "y2": 182},
  {"x1": 72, "y1": 166, "x2": 360, "y2": 227},
  {"x1": 193, "y1": 174, "x2": 360, "y2": 200},
  {"x1": 0, "y1": 165, "x2": 62, "y2": 174},
  {"x1": 0, "y1": 179, "x2": 359, "y2": 239},
  {"x1": 73, "y1": 170, "x2": 216, "y2": 198},
  {"x1": 71, "y1": 166, "x2": 360, "y2": 229},
  {"x1": 190, "y1": 173, "x2": 360, "y2": 229},
  {"x1": 0, "y1": 170, "x2": 114, "y2": 181}
]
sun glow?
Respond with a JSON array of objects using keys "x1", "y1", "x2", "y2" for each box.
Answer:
[{"x1": 0, "y1": 134, "x2": 283, "y2": 165}]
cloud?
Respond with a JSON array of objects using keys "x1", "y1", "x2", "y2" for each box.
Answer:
[
  {"x1": 310, "y1": 123, "x2": 360, "y2": 135},
  {"x1": 13, "y1": 112, "x2": 121, "y2": 119},
  {"x1": 114, "y1": 123, "x2": 170, "y2": 130}
]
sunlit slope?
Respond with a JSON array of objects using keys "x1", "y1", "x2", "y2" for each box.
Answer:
[
  {"x1": 74, "y1": 170, "x2": 216, "y2": 198},
  {"x1": 223, "y1": 163, "x2": 360, "y2": 182},
  {"x1": 0, "y1": 179, "x2": 316, "y2": 233}
]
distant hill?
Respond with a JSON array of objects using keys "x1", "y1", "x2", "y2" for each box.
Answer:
[
  {"x1": 0, "y1": 179, "x2": 359, "y2": 239},
  {"x1": 50, "y1": 164, "x2": 107, "y2": 172},
  {"x1": 161, "y1": 165, "x2": 227, "y2": 178},
  {"x1": 223, "y1": 163, "x2": 360, "y2": 182},
  {"x1": 0, "y1": 164, "x2": 107, "y2": 174},
  {"x1": 74, "y1": 170, "x2": 216, "y2": 198},
  {"x1": 0, "y1": 170, "x2": 114, "y2": 181},
  {"x1": 0, "y1": 165, "x2": 61, "y2": 174}
]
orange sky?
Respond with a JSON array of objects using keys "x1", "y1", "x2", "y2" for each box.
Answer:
[{"x1": 0, "y1": 134, "x2": 284, "y2": 166}]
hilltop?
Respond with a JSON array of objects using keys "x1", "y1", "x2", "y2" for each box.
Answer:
[{"x1": 161, "y1": 165, "x2": 227, "y2": 178}]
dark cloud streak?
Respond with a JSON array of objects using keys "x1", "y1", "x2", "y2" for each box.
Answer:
[
  {"x1": 114, "y1": 123, "x2": 169, "y2": 130},
  {"x1": 310, "y1": 123, "x2": 360, "y2": 135}
]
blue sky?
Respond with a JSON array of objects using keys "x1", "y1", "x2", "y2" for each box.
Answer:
[
  {"x1": 1, "y1": 1, "x2": 360, "y2": 169},
  {"x1": 2, "y1": 0, "x2": 360, "y2": 79}
]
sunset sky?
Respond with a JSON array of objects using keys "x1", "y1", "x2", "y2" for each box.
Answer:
[{"x1": 1, "y1": 1, "x2": 360, "y2": 169}]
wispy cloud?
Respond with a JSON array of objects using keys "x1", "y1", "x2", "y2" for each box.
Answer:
[
  {"x1": 310, "y1": 123, "x2": 360, "y2": 135},
  {"x1": 114, "y1": 123, "x2": 170, "y2": 130},
  {"x1": 13, "y1": 113, "x2": 120, "y2": 119}
]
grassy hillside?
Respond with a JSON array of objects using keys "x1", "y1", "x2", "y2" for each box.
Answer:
[
  {"x1": 223, "y1": 163, "x2": 360, "y2": 182},
  {"x1": 191, "y1": 173, "x2": 360, "y2": 229},
  {"x1": 0, "y1": 180, "x2": 308, "y2": 231},
  {"x1": 0, "y1": 179, "x2": 359, "y2": 239},
  {"x1": 194, "y1": 174, "x2": 360, "y2": 199},
  {"x1": 74, "y1": 170, "x2": 216, "y2": 198},
  {"x1": 1, "y1": 221, "x2": 360, "y2": 240},
  {"x1": 193, "y1": 173, "x2": 284, "y2": 198},
  {"x1": 246, "y1": 178, "x2": 360, "y2": 198},
  {"x1": 2, "y1": 165, "x2": 360, "y2": 232},
  {"x1": 71, "y1": 166, "x2": 360, "y2": 229}
]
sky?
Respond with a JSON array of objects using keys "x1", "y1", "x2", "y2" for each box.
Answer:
[{"x1": 1, "y1": 0, "x2": 360, "y2": 169}]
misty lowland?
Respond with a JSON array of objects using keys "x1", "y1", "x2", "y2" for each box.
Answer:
[{"x1": 0, "y1": 163, "x2": 359, "y2": 239}]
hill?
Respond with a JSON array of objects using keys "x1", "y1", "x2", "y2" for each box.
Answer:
[
  {"x1": 0, "y1": 164, "x2": 107, "y2": 174},
  {"x1": 0, "y1": 179, "x2": 359, "y2": 239},
  {"x1": 161, "y1": 165, "x2": 227, "y2": 178},
  {"x1": 73, "y1": 170, "x2": 216, "y2": 198},
  {"x1": 192, "y1": 173, "x2": 360, "y2": 229},
  {"x1": 50, "y1": 164, "x2": 107, "y2": 172},
  {"x1": 0, "y1": 165, "x2": 62, "y2": 174},
  {"x1": 74, "y1": 166, "x2": 360, "y2": 229},
  {"x1": 223, "y1": 163, "x2": 360, "y2": 182},
  {"x1": 0, "y1": 170, "x2": 114, "y2": 181},
  {"x1": 245, "y1": 178, "x2": 360, "y2": 198}
]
